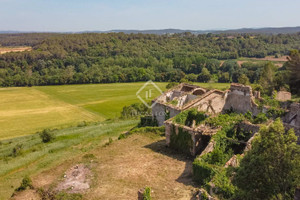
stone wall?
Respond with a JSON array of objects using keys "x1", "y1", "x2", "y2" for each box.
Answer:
[
  {"x1": 223, "y1": 83, "x2": 260, "y2": 115},
  {"x1": 238, "y1": 121, "x2": 260, "y2": 135},
  {"x1": 165, "y1": 121, "x2": 217, "y2": 156},
  {"x1": 152, "y1": 102, "x2": 181, "y2": 126},
  {"x1": 276, "y1": 91, "x2": 292, "y2": 101},
  {"x1": 283, "y1": 103, "x2": 300, "y2": 127}
]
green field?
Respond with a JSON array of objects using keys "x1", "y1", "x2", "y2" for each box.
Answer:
[
  {"x1": 0, "y1": 119, "x2": 138, "y2": 199},
  {"x1": 0, "y1": 82, "x2": 230, "y2": 140}
]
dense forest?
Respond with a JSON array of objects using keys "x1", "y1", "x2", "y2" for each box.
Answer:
[{"x1": 0, "y1": 32, "x2": 300, "y2": 94}]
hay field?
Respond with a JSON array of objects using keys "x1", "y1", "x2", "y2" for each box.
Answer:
[{"x1": 0, "y1": 82, "x2": 229, "y2": 140}]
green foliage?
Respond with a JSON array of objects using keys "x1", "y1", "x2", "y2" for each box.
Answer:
[
  {"x1": 169, "y1": 99, "x2": 178, "y2": 106},
  {"x1": 39, "y1": 129, "x2": 55, "y2": 143},
  {"x1": 286, "y1": 49, "x2": 300, "y2": 95},
  {"x1": 170, "y1": 126, "x2": 193, "y2": 154},
  {"x1": 201, "y1": 147, "x2": 233, "y2": 166},
  {"x1": 266, "y1": 107, "x2": 286, "y2": 118},
  {"x1": 198, "y1": 67, "x2": 211, "y2": 83},
  {"x1": 192, "y1": 159, "x2": 216, "y2": 185},
  {"x1": 253, "y1": 112, "x2": 268, "y2": 124},
  {"x1": 11, "y1": 144, "x2": 23, "y2": 157},
  {"x1": 212, "y1": 169, "x2": 236, "y2": 199},
  {"x1": 234, "y1": 119, "x2": 300, "y2": 200},
  {"x1": 143, "y1": 187, "x2": 152, "y2": 200},
  {"x1": 121, "y1": 103, "x2": 150, "y2": 119},
  {"x1": 259, "y1": 62, "x2": 277, "y2": 95},
  {"x1": 173, "y1": 109, "x2": 206, "y2": 126},
  {"x1": 238, "y1": 74, "x2": 250, "y2": 85},
  {"x1": 15, "y1": 175, "x2": 33, "y2": 191},
  {"x1": 166, "y1": 82, "x2": 179, "y2": 89},
  {"x1": 244, "y1": 111, "x2": 253, "y2": 121},
  {"x1": 55, "y1": 192, "x2": 83, "y2": 200},
  {"x1": 0, "y1": 33, "x2": 298, "y2": 87},
  {"x1": 139, "y1": 116, "x2": 158, "y2": 127},
  {"x1": 199, "y1": 191, "x2": 209, "y2": 200}
]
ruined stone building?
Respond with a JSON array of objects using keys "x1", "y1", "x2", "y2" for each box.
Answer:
[{"x1": 152, "y1": 83, "x2": 300, "y2": 156}]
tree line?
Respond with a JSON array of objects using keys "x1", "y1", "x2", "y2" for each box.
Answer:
[{"x1": 0, "y1": 32, "x2": 299, "y2": 94}]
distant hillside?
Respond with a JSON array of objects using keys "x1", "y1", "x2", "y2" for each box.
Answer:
[
  {"x1": 106, "y1": 26, "x2": 300, "y2": 35},
  {"x1": 1, "y1": 26, "x2": 300, "y2": 35}
]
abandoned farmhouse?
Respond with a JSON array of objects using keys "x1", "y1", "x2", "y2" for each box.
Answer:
[{"x1": 152, "y1": 83, "x2": 300, "y2": 156}]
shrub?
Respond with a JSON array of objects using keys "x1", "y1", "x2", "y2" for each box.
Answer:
[
  {"x1": 166, "y1": 82, "x2": 179, "y2": 89},
  {"x1": 212, "y1": 169, "x2": 236, "y2": 199},
  {"x1": 12, "y1": 144, "x2": 23, "y2": 157},
  {"x1": 15, "y1": 175, "x2": 33, "y2": 191},
  {"x1": 39, "y1": 129, "x2": 55, "y2": 143},
  {"x1": 143, "y1": 187, "x2": 152, "y2": 200},
  {"x1": 120, "y1": 103, "x2": 150, "y2": 119},
  {"x1": 193, "y1": 159, "x2": 216, "y2": 185},
  {"x1": 253, "y1": 112, "x2": 268, "y2": 124},
  {"x1": 266, "y1": 107, "x2": 286, "y2": 118},
  {"x1": 170, "y1": 126, "x2": 193, "y2": 154},
  {"x1": 173, "y1": 108, "x2": 206, "y2": 126},
  {"x1": 139, "y1": 116, "x2": 158, "y2": 127}
]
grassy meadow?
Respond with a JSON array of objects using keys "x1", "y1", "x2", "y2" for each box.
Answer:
[
  {"x1": 0, "y1": 120, "x2": 138, "y2": 199},
  {"x1": 0, "y1": 82, "x2": 229, "y2": 140}
]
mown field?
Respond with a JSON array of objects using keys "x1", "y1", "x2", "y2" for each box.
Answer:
[{"x1": 0, "y1": 82, "x2": 229, "y2": 140}]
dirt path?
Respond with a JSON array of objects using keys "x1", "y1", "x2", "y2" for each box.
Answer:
[{"x1": 12, "y1": 133, "x2": 197, "y2": 200}]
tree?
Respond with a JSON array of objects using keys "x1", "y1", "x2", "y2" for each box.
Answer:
[
  {"x1": 234, "y1": 119, "x2": 300, "y2": 200},
  {"x1": 286, "y1": 50, "x2": 300, "y2": 95},
  {"x1": 198, "y1": 67, "x2": 211, "y2": 83},
  {"x1": 259, "y1": 62, "x2": 276, "y2": 95},
  {"x1": 238, "y1": 74, "x2": 250, "y2": 85}
]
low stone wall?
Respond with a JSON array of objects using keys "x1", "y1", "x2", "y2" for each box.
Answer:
[
  {"x1": 238, "y1": 121, "x2": 260, "y2": 135},
  {"x1": 276, "y1": 91, "x2": 291, "y2": 101}
]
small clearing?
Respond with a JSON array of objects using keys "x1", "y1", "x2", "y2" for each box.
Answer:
[{"x1": 0, "y1": 46, "x2": 32, "y2": 54}]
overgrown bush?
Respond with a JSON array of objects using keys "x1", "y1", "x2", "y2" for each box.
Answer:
[
  {"x1": 170, "y1": 126, "x2": 193, "y2": 154},
  {"x1": 253, "y1": 112, "x2": 268, "y2": 124},
  {"x1": 143, "y1": 187, "x2": 152, "y2": 200},
  {"x1": 15, "y1": 175, "x2": 33, "y2": 191},
  {"x1": 201, "y1": 147, "x2": 233, "y2": 166},
  {"x1": 139, "y1": 116, "x2": 158, "y2": 127},
  {"x1": 193, "y1": 159, "x2": 216, "y2": 185},
  {"x1": 212, "y1": 169, "x2": 236, "y2": 199},
  {"x1": 166, "y1": 82, "x2": 179, "y2": 89},
  {"x1": 120, "y1": 103, "x2": 150, "y2": 119},
  {"x1": 173, "y1": 108, "x2": 206, "y2": 126},
  {"x1": 12, "y1": 144, "x2": 23, "y2": 157},
  {"x1": 266, "y1": 107, "x2": 286, "y2": 118},
  {"x1": 39, "y1": 129, "x2": 55, "y2": 143}
]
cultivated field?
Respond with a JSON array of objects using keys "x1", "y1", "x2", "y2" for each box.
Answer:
[
  {"x1": 0, "y1": 82, "x2": 229, "y2": 140},
  {"x1": 0, "y1": 46, "x2": 32, "y2": 54}
]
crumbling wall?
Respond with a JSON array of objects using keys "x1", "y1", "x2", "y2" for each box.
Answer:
[
  {"x1": 276, "y1": 91, "x2": 291, "y2": 101},
  {"x1": 152, "y1": 102, "x2": 181, "y2": 126},
  {"x1": 165, "y1": 121, "x2": 216, "y2": 156},
  {"x1": 283, "y1": 103, "x2": 300, "y2": 127},
  {"x1": 184, "y1": 90, "x2": 227, "y2": 114},
  {"x1": 238, "y1": 121, "x2": 260, "y2": 135},
  {"x1": 223, "y1": 83, "x2": 260, "y2": 115}
]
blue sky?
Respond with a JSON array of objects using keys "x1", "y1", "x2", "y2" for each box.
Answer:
[{"x1": 1, "y1": 0, "x2": 299, "y2": 32}]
